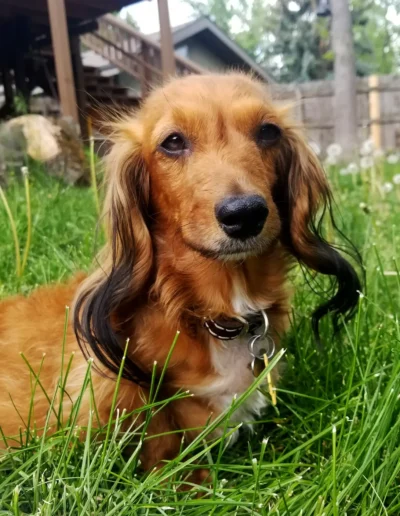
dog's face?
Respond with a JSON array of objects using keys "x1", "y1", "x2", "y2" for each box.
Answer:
[
  {"x1": 74, "y1": 73, "x2": 361, "y2": 384},
  {"x1": 138, "y1": 74, "x2": 285, "y2": 260}
]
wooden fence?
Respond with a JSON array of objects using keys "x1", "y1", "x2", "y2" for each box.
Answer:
[{"x1": 269, "y1": 74, "x2": 400, "y2": 152}]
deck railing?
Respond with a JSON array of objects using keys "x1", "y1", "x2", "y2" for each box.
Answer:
[{"x1": 81, "y1": 14, "x2": 203, "y2": 96}]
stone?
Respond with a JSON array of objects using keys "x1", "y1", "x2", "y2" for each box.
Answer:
[{"x1": 0, "y1": 114, "x2": 88, "y2": 185}]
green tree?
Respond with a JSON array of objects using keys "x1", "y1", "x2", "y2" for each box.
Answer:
[
  {"x1": 353, "y1": 0, "x2": 400, "y2": 75},
  {"x1": 185, "y1": 0, "x2": 400, "y2": 82},
  {"x1": 185, "y1": 0, "x2": 332, "y2": 82}
]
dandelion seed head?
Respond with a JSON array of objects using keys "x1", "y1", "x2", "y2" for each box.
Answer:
[
  {"x1": 309, "y1": 141, "x2": 321, "y2": 156},
  {"x1": 347, "y1": 163, "x2": 359, "y2": 175},
  {"x1": 325, "y1": 154, "x2": 338, "y2": 166},
  {"x1": 360, "y1": 138, "x2": 374, "y2": 156},
  {"x1": 393, "y1": 174, "x2": 400, "y2": 185},
  {"x1": 387, "y1": 154, "x2": 399, "y2": 165},
  {"x1": 373, "y1": 148, "x2": 385, "y2": 159},
  {"x1": 327, "y1": 143, "x2": 342, "y2": 159},
  {"x1": 382, "y1": 182, "x2": 394, "y2": 193},
  {"x1": 360, "y1": 156, "x2": 374, "y2": 169}
]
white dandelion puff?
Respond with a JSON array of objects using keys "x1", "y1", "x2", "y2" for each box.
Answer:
[
  {"x1": 309, "y1": 141, "x2": 321, "y2": 156},
  {"x1": 382, "y1": 182, "x2": 394, "y2": 193},
  {"x1": 326, "y1": 143, "x2": 342, "y2": 159},
  {"x1": 360, "y1": 138, "x2": 374, "y2": 156},
  {"x1": 387, "y1": 154, "x2": 399, "y2": 165},
  {"x1": 373, "y1": 148, "x2": 385, "y2": 159},
  {"x1": 360, "y1": 156, "x2": 374, "y2": 169},
  {"x1": 347, "y1": 163, "x2": 359, "y2": 175},
  {"x1": 339, "y1": 167, "x2": 349, "y2": 176},
  {"x1": 393, "y1": 174, "x2": 400, "y2": 185},
  {"x1": 325, "y1": 154, "x2": 338, "y2": 166}
]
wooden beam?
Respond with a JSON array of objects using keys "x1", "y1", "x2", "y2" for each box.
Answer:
[
  {"x1": 35, "y1": 19, "x2": 98, "y2": 48},
  {"x1": 0, "y1": 6, "x2": 50, "y2": 26},
  {"x1": 0, "y1": 0, "x2": 103, "y2": 21},
  {"x1": 46, "y1": 0, "x2": 79, "y2": 125},
  {"x1": 157, "y1": 0, "x2": 175, "y2": 79}
]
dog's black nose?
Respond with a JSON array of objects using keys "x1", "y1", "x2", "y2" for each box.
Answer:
[{"x1": 215, "y1": 195, "x2": 269, "y2": 240}]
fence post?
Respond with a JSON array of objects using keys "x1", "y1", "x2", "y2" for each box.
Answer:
[
  {"x1": 294, "y1": 87, "x2": 304, "y2": 125},
  {"x1": 369, "y1": 75, "x2": 382, "y2": 149}
]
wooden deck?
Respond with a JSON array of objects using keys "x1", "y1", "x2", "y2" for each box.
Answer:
[{"x1": 0, "y1": 0, "x2": 180, "y2": 136}]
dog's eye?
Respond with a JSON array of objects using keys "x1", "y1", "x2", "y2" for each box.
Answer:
[
  {"x1": 160, "y1": 133, "x2": 188, "y2": 156},
  {"x1": 256, "y1": 123, "x2": 281, "y2": 146}
]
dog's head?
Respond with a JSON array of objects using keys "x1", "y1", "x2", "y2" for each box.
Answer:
[{"x1": 74, "y1": 73, "x2": 361, "y2": 382}]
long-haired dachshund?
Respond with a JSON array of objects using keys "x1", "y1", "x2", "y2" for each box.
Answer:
[{"x1": 0, "y1": 73, "x2": 360, "y2": 471}]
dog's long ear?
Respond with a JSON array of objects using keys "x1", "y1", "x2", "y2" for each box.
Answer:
[
  {"x1": 74, "y1": 120, "x2": 153, "y2": 384},
  {"x1": 274, "y1": 128, "x2": 362, "y2": 340}
]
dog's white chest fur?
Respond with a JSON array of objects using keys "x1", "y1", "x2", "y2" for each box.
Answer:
[
  {"x1": 207, "y1": 337, "x2": 268, "y2": 423},
  {"x1": 193, "y1": 280, "x2": 270, "y2": 431}
]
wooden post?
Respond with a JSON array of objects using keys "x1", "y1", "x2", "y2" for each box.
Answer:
[
  {"x1": 157, "y1": 0, "x2": 176, "y2": 79},
  {"x1": 369, "y1": 75, "x2": 382, "y2": 149},
  {"x1": 46, "y1": 0, "x2": 79, "y2": 126},
  {"x1": 70, "y1": 35, "x2": 88, "y2": 140}
]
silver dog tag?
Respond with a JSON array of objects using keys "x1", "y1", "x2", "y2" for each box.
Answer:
[
  {"x1": 248, "y1": 334, "x2": 275, "y2": 360},
  {"x1": 248, "y1": 334, "x2": 275, "y2": 378}
]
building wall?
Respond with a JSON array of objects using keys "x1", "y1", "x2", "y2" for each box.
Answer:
[
  {"x1": 178, "y1": 40, "x2": 227, "y2": 72},
  {"x1": 116, "y1": 39, "x2": 230, "y2": 94}
]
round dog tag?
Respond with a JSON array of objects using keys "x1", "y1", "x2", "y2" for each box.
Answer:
[{"x1": 248, "y1": 334, "x2": 275, "y2": 360}]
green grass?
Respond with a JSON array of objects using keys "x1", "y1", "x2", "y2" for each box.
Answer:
[{"x1": 0, "y1": 159, "x2": 399, "y2": 515}]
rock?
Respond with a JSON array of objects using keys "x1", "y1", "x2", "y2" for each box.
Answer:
[{"x1": 0, "y1": 115, "x2": 88, "y2": 185}]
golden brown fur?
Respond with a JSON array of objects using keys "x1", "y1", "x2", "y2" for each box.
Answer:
[{"x1": 0, "y1": 73, "x2": 360, "y2": 471}]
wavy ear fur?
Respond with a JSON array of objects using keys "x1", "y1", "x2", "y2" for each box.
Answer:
[
  {"x1": 274, "y1": 128, "x2": 362, "y2": 340},
  {"x1": 74, "y1": 121, "x2": 153, "y2": 384}
]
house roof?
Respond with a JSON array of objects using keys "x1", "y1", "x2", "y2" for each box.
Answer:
[{"x1": 151, "y1": 17, "x2": 271, "y2": 82}]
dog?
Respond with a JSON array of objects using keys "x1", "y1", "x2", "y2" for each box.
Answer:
[{"x1": 0, "y1": 73, "x2": 360, "y2": 473}]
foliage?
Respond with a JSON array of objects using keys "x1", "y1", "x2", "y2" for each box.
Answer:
[
  {"x1": 115, "y1": 9, "x2": 139, "y2": 30},
  {"x1": 185, "y1": 0, "x2": 400, "y2": 82},
  {"x1": 0, "y1": 153, "x2": 400, "y2": 512},
  {"x1": 353, "y1": 0, "x2": 400, "y2": 75}
]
